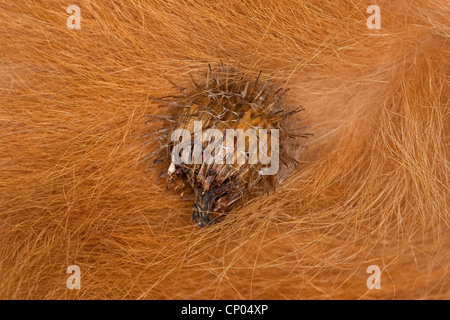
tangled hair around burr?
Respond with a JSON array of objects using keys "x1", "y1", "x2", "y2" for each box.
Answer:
[{"x1": 145, "y1": 64, "x2": 311, "y2": 227}]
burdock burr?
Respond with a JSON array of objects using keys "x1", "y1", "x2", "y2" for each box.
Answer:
[{"x1": 145, "y1": 64, "x2": 310, "y2": 227}]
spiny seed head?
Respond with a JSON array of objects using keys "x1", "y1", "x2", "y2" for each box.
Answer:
[{"x1": 146, "y1": 64, "x2": 311, "y2": 227}]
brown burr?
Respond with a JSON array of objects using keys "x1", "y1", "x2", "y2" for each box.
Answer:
[{"x1": 145, "y1": 64, "x2": 311, "y2": 227}]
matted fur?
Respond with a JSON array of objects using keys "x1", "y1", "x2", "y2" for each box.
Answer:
[{"x1": 0, "y1": 0, "x2": 448, "y2": 299}]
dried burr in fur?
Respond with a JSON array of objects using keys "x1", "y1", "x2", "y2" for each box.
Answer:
[{"x1": 146, "y1": 65, "x2": 310, "y2": 227}]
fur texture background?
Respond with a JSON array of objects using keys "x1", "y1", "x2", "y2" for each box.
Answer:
[{"x1": 0, "y1": 0, "x2": 449, "y2": 299}]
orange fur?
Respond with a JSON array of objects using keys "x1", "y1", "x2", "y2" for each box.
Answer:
[{"x1": 0, "y1": 0, "x2": 448, "y2": 299}]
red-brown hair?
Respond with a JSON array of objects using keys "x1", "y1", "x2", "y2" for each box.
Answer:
[{"x1": 0, "y1": 0, "x2": 448, "y2": 299}]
